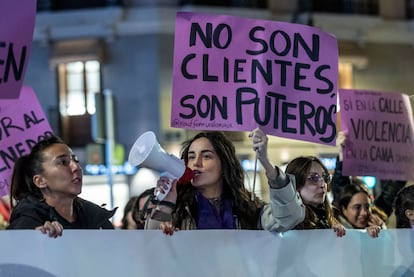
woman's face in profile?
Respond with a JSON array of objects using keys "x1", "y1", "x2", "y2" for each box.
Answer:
[
  {"x1": 299, "y1": 162, "x2": 328, "y2": 207},
  {"x1": 36, "y1": 144, "x2": 83, "y2": 198}
]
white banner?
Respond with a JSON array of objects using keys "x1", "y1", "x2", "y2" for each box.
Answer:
[{"x1": 0, "y1": 229, "x2": 413, "y2": 277}]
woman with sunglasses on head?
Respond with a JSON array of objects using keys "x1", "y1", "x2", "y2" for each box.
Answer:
[
  {"x1": 7, "y1": 135, "x2": 116, "y2": 237},
  {"x1": 146, "y1": 129, "x2": 305, "y2": 234}
]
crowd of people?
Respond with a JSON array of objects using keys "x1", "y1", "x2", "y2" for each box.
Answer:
[{"x1": 0, "y1": 130, "x2": 412, "y2": 238}]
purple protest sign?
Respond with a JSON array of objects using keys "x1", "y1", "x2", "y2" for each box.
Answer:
[
  {"x1": 0, "y1": 86, "x2": 53, "y2": 196},
  {"x1": 171, "y1": 12, "x2": 338, "y2": 145},
  {"x1": 339, "y1": 89, "x2": 414, "y2": 180},
  {"x1": 0, "y1": 0, "x2": 36, "y2": 99}
]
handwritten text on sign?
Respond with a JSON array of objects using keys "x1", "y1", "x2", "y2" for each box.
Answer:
[
  {"x1": 0, "y1": 86, "x2": 53, "y2": 196},
  {"x1": 339, "y1": 89, "x2": 414, "y2": 180},
  {"x1": 171, "y1": 12, "x2": 338, "y2": 145},
  {"x1": 0, "y1": 0, "x2": 36, "y2": 99}
]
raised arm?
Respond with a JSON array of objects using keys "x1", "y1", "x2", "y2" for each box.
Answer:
[
  {"x1": 332, "y1": 131, "x2": 352, "y2": 202},
  {"x1": 249, "y1": 128, "x2": 305, "y2": 232}
]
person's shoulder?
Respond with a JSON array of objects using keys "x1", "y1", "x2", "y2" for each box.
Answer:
[
  {"x1": 8, "y1": 196, "x2": 50, "y2": 229},
  {"x1": 75, "y1": 197, "x2": 117, "y2": 215},
  {"x1": 74, "y1": 197, "x2": 116, "y2": 229},
  {"x1": 13, "y1": 196, "x2": 49, "y2": 213}
]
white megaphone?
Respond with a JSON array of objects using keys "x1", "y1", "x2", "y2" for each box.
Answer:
[{"x1": 128, "y1": 131, "x2": 193, "y2": 201}]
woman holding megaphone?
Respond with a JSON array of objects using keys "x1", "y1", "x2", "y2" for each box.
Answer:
[{"x1": 145, "y1": 129, "x2": 305, "y2": 234}]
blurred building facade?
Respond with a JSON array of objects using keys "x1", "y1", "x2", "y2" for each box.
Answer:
[{"x1": 26, "y1": 0, "x2": 414, "y2": 222}]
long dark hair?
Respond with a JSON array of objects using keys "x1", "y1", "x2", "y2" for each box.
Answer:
[
  {"x1": 173, "y1": 131, "x2": 263, "y2": 229},
  {"x1": 336, "y1": 183, "x2": 371, "y2": 228},
  {"x1": 10, "y1": 135, "x2": 65, "y2": 208},
  {"x1": 121, "y1": 196, "x2": 138, "y2": 229},
  {"x1": 132, "y1": 187, "x2": 156, "y2": 227},
  {"x1": 337, "y1": 183, "x2": 370, "y2": 211},
  {"x1": 394, "y1": 185, "x2": 414, "y2": 228},
  {"x1": 286, "y1": 156, "x2": 338, "y2": 229}
]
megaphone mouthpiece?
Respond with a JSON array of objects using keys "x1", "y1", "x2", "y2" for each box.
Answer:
[{"x1": 177, "y1": 166, "x2": 194, "y2": 185}]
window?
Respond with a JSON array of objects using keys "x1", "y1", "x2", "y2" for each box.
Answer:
[
  {"x1": 57, "y1": 60, "x2": 102, "y2": 146},
  {"x1": 50, "y1": 39, "x2": 105, "y2": 146},
  {"x1": 60, "y1": 60, "x2": 101, "y2": 116}
]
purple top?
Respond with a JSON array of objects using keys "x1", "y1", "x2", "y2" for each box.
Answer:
[{"x1": 196, "y1": 192, "x2": 235, "y2": 229}]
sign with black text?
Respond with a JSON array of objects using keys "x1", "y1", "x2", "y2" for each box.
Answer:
[
  {"x1": 0, "y1": 86, "x2": 53, "y2": 196},
  {"x1": 171, "y1": 12, "x2": 338, "y2": 145},
  {"x1": 339, "y1": 89, "x2": 414, "y2": 180},
  {"x1": 0, "y1": 0, "x2": 36, "y2": 99}
]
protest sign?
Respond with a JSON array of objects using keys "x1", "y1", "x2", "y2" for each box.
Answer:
[
  {"x1": 0, "y1": 86, "x2": 53, "y2": 196},
  {"x1": 171, "y1": 12, "x2": 338, "y2": 145},
  {"x1": 339, "y1": 89, "x2": 414, "y2": 180},
  {"x1": 0, "y1": 0, "x2": 36, "y2": 99}
]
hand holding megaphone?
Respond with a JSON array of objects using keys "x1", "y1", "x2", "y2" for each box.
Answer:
[
  {"x1": 155, "y1": 172, "x2": 178, "y2": 203},
  {"x1": 128, "y1": 131, "x2": 194, "y2": 201}
]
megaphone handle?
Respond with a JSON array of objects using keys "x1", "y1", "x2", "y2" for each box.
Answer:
[
  {"x1": 155, "y1": 188, "x2": 170, "y2": 201},
  {"x1": 156, "y1": 172, "x2": 177, "y2": 201}
]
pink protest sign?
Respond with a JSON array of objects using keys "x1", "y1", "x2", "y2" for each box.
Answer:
[
  {"x1": 171, "y1": 12, "x2": 338, "y2": 145},
  {"x1": 0, "y1": 0, "x2": 36, "y2": 99},
  {"x1": 0, "y1": 86, "x2": 53, "y2": 196},
  {"x1": 339, "y1": 89, "x2": 414, "y2": 180}
]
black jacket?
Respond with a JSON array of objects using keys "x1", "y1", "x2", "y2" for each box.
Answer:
[{"x1": 7, "y1": 196, "x2": 116, "y2": 229}]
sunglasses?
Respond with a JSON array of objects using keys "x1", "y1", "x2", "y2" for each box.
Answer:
[{"x1": 307, "y1": 172, "x2": 331, "y2": 184}]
